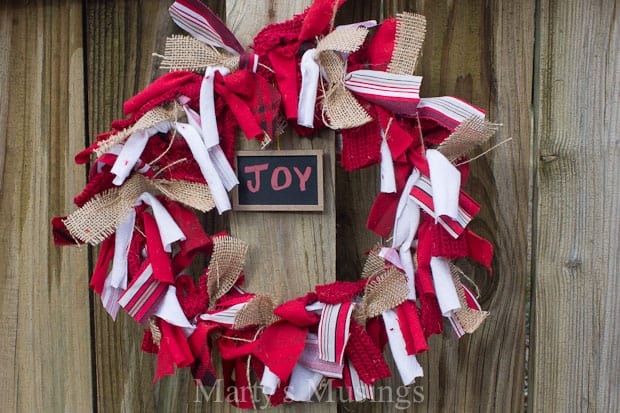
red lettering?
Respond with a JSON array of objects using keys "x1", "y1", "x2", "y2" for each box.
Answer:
[
  {"x1": 271, "y1": 166, "x2": 292, "y2": 191},
  {"x1": 293, "y1": 166, "x2": 312, "y2": 191},
  {"x1": 244, "y1": 163, "x2": 269, "y2": 193}
]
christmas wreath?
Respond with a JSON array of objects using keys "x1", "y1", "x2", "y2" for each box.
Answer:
[{"x1": 53, "y1": 0, "x2": 499, "y2": 408}]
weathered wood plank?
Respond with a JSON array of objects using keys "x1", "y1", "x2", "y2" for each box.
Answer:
[
  {"x1": 0, "y1": 1, "x2": 92, "y2": 412},
  {"x1": 334, "y1": 0, "x2": 533, "y2": 411},
  {"x1": 224, "y1": 1, "x2": 337, "y2": 412},
  {"x1": 530, "y1": 1, "x2": 619, "y2": 411}
]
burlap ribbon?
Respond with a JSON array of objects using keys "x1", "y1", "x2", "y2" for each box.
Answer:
[
  {"x1": 94, "y1": 104, "x2": 184, "y2": 157},
  {"x1": 438, "y1": 116, "x2": 500, "y2": 162},
  {"x1": 298, "y1": 26, "x2": 372, "y2": 129},
  {"x1": 450, "y1": 263, "x2": 488, "y2": 333},
  {"x1": 63, "y1": 174, "x2": 214, "y2": 245},
  {"x1": 233, "y1": 295, "x2": 279, "y2": 329},
  {"x1": 357, "y1": 251, "x2": 409, "y2": 322},
  {"x1": 158, "y1": 35, "x2": 252, "y2": 73},
  {"x1": 206, "y1": 235, "x2": 248, "y2": 308},
  {"x1": 387, "y1": 13, "x2": 427, "y2": 76}
]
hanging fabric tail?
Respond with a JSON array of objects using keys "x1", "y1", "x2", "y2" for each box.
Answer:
[{"x1": 169, "y1": 0, "x2": 245, "y2": 55}]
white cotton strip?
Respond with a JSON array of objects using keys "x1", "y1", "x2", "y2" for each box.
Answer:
[
  {"x1": 137, "y1": 192, "x2": 186, "y2": 251},
  {"x1": 382, "y1": 310, "x2": 423, "y2": 385},
  {"x1": 298, "y1": 49, "x2": 320, "y2": 128},
  {"x1": 200, "y1": 66, "x2": 229, "y2": 149},
  {"x1": 110, "y1": 122, "x2": 172, "y2": 185},
  {"x1": 154, "y1": 286, "x2": 195, "y2": 331},
  {"x1": 380, "y1": 128, "x2": 396, "y2": 193},
  {"x1": 209, "y1": 145, "x2": 239, "y2": 191},
  {"x1": 305, "y1": 301, "x2": 326, "y2": 313},
  {"x1": 391, "y1": 170, "x2": 421, "y2": 300},
  {"x1": 260, "y1": 366, "x2": 281, "y2": 396},
  {"x1": 101, "y1": 276, "x2": 123, "y2": 320},
  {"x1": 430, "y1": 257, "x2": 461, "y2": 316},
  {"x1": 108, "y1": 209, "x2": 136, "y2": 290},
  {"x1": 426, "y1": 149, "x2": 461, "y2": 221},
  {"x1": 199, "y1": 302, "x2": 248, "y2": 325},
  {"x1": 285, "y1": 363, "x2": 324, "y2": 402},
  {"x1": 176, "y1": 122, "x2": 231, "y2": 213},
  {"x1": 379, "y1": 247, "x2": 404, "y2": 270},
  {"x1": 111, "y1": 129, "x2": 151, "y2": 185}
]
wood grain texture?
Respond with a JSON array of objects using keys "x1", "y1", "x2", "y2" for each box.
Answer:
[
  {"x1": 85, "y1": 1, "x2": 224, "y2": 411},
  {"x1": 334, "y1": 0, "x2": 533, "y2": 411},
  {"x1": 0, "y1": 1, "x2": 92, "y2": 412},
  {"x1": 225, "y1": 1, "x2": 337, "y2": 412},
  {"x1": 530, "y1": 1, "x2": 620, "y2": 412}
]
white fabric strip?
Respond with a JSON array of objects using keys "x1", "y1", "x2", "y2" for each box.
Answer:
[
  {"x1": 101, "y1": 273, "x2": 123, "y2": 320},
  {"x1": 176, "y1": 122, "x2": 231, "y2": 213},
  {"x1": 260, "y1": 366, "x2": 281, "y2": 396},
  {"x1": 391, "y1": 170, "x2": 421, "y2": 300},
  {"x1": 109, "y1": 209, "x2": 136, "y2": 290},
  {"x1": 298, "y1": 49, "x2": 320, "y2": 128},
  {"x1": 426, "y1": 149, "x2": 460, "y2": 222},
  {"x1": 336, "y1": 20, "x2": 377, "y2": 30},
  {"x1": 182, "y1": 104, "x2": 238, "y2": 191},
  {"x1": 285, "y1": 363, "x2": 324, "y2": 402},
  {"x1": 379, "y1": 247, "x2": 405, "y2": 271},
  {"x1": 110, "y1": 122, "x2": 172, "y2": 185},
  {"x1": 154, "y1": 286, "x2": 195, "y2": 332},
  {"x1": 200, "y1": 66, "x2": 229, "y2": 148},
  {"x1": 382, "y1": 309, "x2": 423, "y2": 385},
  {"x1": 347, "y1": 360, "x2": 374, "y2": 401},
  {"x1": 430, "y1": 256, "x2": 461, "y2": 316},
  {"x1": 199, "y1": 302, "x2": 249, "y2": 325},
  {"x1": 380, "y1": 127, "x2": 396, "y2": 193},
  {"x1": 137, "y1": 192, "x2": 186, "y2": 251}
]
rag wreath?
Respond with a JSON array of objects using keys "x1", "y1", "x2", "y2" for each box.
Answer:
[{"x1": 53, "y1": 0, "x2": 499, "y2": 408}]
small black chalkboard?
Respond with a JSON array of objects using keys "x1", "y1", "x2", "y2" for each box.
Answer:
[{"x1": 233, "y1": 150, "x2": 324, "y2": 211}]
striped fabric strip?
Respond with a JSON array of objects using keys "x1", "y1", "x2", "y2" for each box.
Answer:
[
  {"x1": 409, "y1": 175, "x2": 480, "y2": 238},
  {"x1": 298, "y1": 333, "x2": 344, "y2": 378},
  {"x1": 344, "y1": 70, "x2": 422, "y2": 115},
  {"x1": 417, "y1": 96, "x2": 485, "y2": 131},
  {"x1": 118, "y1": 262, "x2": 168, "y2": 324},
  {"x1": 343, "y1": 359, "x2": 374, "y2": 401},
  {"x1": 198, "y1": 301, "x2": 250, "y2": 326},
  {"x1": 317, "y1": 302, "x2": 355, "y2": 365},
  {"x1": 169, "y1": 0, "x2": 244, "y2": 55}
]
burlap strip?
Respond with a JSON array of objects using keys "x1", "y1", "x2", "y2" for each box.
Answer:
[
  {"x1": 63, "y1": 174, "x2": 214, "y2": 245},
  {"x1": 387, "y1": 13, "x2": 427, "y2": 75},
  {"x1": 207, "y1": 236, "x2": 248, "y2": 308},
  {"x1": 361, "y1": 247, "x2": 385, "y2": 279},
  {"x1": 233, "y1": 295, "x2": 279, "y2": 329},
  {"x1": 357, "y1": 268, "x2": 409, "y2": 322},
  {"x1": 158, "y1": 35, "x2": 241, "y2": 73},
  {"x1": 313, "y1": 27, "x2": 372, "y2": 130},
  {"x1": 438, "y1": 116, "x2": 500, "y2": 162},
  {"x1": 94, "y1": 105, "x2": 184, "y2": 157},
  {"x1": 450, "y1": 263, "x2": 488, "y2": 333}
]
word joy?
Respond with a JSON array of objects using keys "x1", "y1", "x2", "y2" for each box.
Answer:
[{"x1": 243, "y1": 163, "x2": 312, "y2": 192}]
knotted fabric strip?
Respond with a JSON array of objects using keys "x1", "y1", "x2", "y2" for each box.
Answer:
[
  {"x1": 94, "y1": 105, "x2": 184, "y2": 158},
  {"x1": 297, "y1": 26, "x2": 371, "y2": 129},
  {"x1": 206, "y1": 235, "x2": 248, "y2": 308},
  {"x1": 63, "y1": 174, "x2": 213, "y2": 245}
]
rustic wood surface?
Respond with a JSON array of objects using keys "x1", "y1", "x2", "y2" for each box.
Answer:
[
  {"x1": 530, "y1": 1, "x2": 620, "y2": 412},
  {"x1": 0, "y1": 1, "x2": 92, "y2": 412},
  {"x1": 1, "y1": 0, "x2": 618, "y2": 412}
]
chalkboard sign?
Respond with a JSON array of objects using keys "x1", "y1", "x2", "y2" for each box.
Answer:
[{"x1": 233, "y1": 150, "x2": 324, "y2": 211}]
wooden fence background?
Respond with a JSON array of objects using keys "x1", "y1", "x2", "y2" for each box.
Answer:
[{"x1": 0, "y1": 0, "x2": 617, "y2": 411}]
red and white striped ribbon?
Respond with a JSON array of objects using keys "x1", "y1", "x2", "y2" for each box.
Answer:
[{"x1": 317, "y1": 302, "x2": 355, "y2": 366}]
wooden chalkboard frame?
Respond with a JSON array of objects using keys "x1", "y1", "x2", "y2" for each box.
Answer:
[{"x1": 232, "y1": 149, "x2": 324, "y2": 211}]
